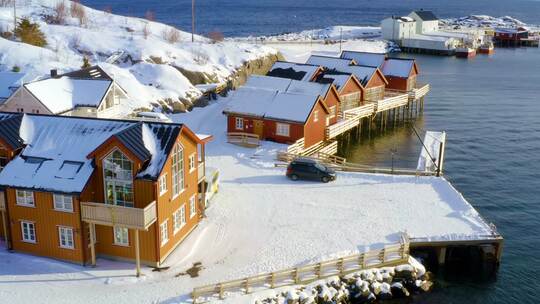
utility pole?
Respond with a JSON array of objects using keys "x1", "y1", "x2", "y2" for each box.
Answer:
[
  {"x1": 191, "y1": 0, "x2": 195, "y2": 42},
  {"x1": 339, "y1": 27, "x2": 343, "y2": 53},
  {"x1": 13, "y1": 0, "x2": 16, "y2": 33}
]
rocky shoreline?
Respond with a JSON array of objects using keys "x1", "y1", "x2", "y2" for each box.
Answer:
[{"x1": 255, "y1": 258, "x2": 432, "y2": 304}]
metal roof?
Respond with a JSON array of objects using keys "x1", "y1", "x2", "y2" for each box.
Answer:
[
  {"x1": 0, "y1": 113, "x2": 23, "y2": 150},
  {"x1": 413, "y1": 10, "x2": 438, "y2": 21}
]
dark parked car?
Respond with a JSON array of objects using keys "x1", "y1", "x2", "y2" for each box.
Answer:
[{"x1": 286, "y1": 158, "x2": 336, "y2": 183}]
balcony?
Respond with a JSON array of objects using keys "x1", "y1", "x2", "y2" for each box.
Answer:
[
  {"x1": 81, "y1": 201, "x2": 157, "y2": 230},
  {"x1": 0, "y1": 191, "x2": 5, "y2": 211},
  {"x1": 198, "y1": 162, "x2": 205, "y2": 183}
]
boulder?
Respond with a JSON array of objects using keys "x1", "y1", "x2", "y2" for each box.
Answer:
[{"x1": 390, "y1": 282, "x2": 410, "y2": 298}]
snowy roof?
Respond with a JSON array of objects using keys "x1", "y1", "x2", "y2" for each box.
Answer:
[
  {"x1": 244, "y1": 75, "x2": 292, "y2": 92},
  {"x1": 332, "y1": 65, "x2": 378, "y2": 86},
  {"x1": 340, "y1": 51, "x2": 387, "y2": 68},
  {"x1": 0, "y1": 114, "x2": 194, "y2": 193},
  {"x1": 223, "y1": 87, "x2": 321, "y2": 123},
  {"x1": 223, "y1": 87, "x2": 278, "y2": 118},
  {"x1": 24, "y1": 77, "x2": 113, "y2": 114},
  {"x1": 0, "y1": 113, "x2": 23, "y2": 150},
  {"x1": 319, "y1": 73, "x2": 352, "y2": 90},
  {"x1": 306, "y1": 55, "x2": 354, "y2": 70},
  {"x1": 62, "y1": 65, "x2": 113, "y2": 80},
  {"x1": 495, "y1": 27, "x2": 528, "y2": 34},
  {"x1": 413, "y1": 10, "x2": 438, "y2": 21},
  {"x1": 381, "y1": 58, "x2": 415, "y2": 78},
  {"x1": 267, "y1": 62, "x2": 320, "y2": 81},
  {"x1": 244, "y1": 75, "x2": 330, "y2": 98},
  {"x1": 0, "y1": 72, "x2": 27, "y2": 101},
  {"x1": 265, "y1": 93, "x2": 321, "y2": 123}
]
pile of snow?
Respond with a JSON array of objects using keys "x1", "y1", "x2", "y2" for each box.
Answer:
[
  {"x1": 244, "y1": 26, "x2": 382, "y2": 42},
  {"x1": 441, "y1": 15, "x2": 537, "y2": 29},
  {"x1": 0, "y1": 0, "x2": 277, "y2": 114}
]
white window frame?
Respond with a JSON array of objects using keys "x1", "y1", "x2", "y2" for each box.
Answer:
[
  {"x1": 189, "y1": 195, "x2": 197, "y2": 219},
  {"x1": 160, "y1": 220, "x2": 169, "y2": 246},
  {"x1": 235, "y1": 117, "x2": 244, "y2": 130},
  {"x1": 276, "y1": 123, "x2": 290, "y2": 137},
  {"x1": 58, "y1": 226, "x2": 75, "y2": 249},
  {"x1": 16, "y1": 190, "x2": 35, "y2": 207},
  {"x1": 113, "y1": 226, "x2": 129, "y2": 246},
  {"x1": 159, "y1": 174, "x2": 168, "y2": 196},
  {"x1": 172, "y1": 143, "x2": 185, "y2": 198},
  {"x1": 103, "y1": 149, "x2": 134, "y2": 208},
  {"x1": 53, "y1": 194, "x2": 73, "y2": 212},
  {"x1": 313, "y1": 110, "x2": 319, "y2": 122},
  {"x1": 21, "y1": 221, "x2": 36, "y2": 243},
  {"x1": 173, "y1": 205, "x2": 186, "y2": 234},
  {"x1": 189, "y1": 153, "x2": 196, "y2": 173}
]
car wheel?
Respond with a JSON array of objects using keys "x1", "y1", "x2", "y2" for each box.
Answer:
[
  {"x1": 290, "y1": 174, "x2": 299, "y2": 181},
  {"x1": 321, "y1": 176, "x2": 330, "y2": 183}
]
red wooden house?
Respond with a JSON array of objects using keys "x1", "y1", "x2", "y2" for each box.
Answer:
[
  {"x1": 340, "y1": 51, "x2": 387, "y2": 68},
  {"x1": 316, "y1": 72, "x2": 365, "y2": 112},
  {"x1": 380, "y1": 58, "x2": 419, "y2": 91}
]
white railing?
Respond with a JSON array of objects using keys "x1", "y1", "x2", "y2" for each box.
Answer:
[
  {"x1": 81, "y1": 201, "x2": 157, "y2": 230},
  {"x1": 286, "y1": 138, "x2": 305, "y2": 155},
  {"x1": 373, "y1": 92, "x2": 409, "y2": 112},
  {"x1": 342, "y1": 103, "x2": 376, "y2": 119},
  {"x1": 409, "y1": 83, "x2": 430, "y2": 101},
  {"x1": 227, "y1": 132, "x2": 260, "y2": 147},
  {"x1": 0, "y1": 191, "x2": 5, "y2": 211},
  {"x1": 198, "y1": 162, "x2": 205, "y2": 183},
  {"x1": 192, "y1": 236, "x2": 410, "y2": 303},
  {"x1": 326, "y1": 118, "x2": 360, "y2": 139}
]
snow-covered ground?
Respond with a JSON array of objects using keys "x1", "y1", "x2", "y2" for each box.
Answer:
[
  {"x1": 0, "y1": 95, "x2": 495, "y2": 304},
  {"x1": 0, "y1": 0, "x2": 276, "y2": 113}
]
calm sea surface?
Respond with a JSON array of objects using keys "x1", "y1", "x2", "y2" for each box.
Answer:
[{"x1": 82, "y1": 1, "x2": 540, "y2": 303}]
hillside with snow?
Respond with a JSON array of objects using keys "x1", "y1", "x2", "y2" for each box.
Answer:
[{"x1": 0, "y1": 0, "x2": 278, "y2": 113}]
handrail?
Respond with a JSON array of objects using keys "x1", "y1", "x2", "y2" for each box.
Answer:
[
  {"x1": 192, "y1": 237, "x2": 410, "y2": 303},
  {"x1": 81, "y1": 201, "x2": 157, "y2": 230},
  {"x1": 227, "y1": 132, "x2": 260, "y2": 147}
]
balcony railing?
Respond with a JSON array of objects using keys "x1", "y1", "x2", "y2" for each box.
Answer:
[
  {"x1": 0, "y1": 191, "x2": 5, "y2": 211},
  {"x1": 81, "y1": 201, "x2": 157, "y2": 230},
  {"x1": 198, "y1": 162, "x2": 205, "y2": 183}
]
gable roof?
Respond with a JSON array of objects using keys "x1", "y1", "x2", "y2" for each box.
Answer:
[
  {"x1": 244, "y1": 75, "x2": 332, "y2": 98},
  {"x1": 331, "y1": 65, "x2": 382, "y2": 87},
  {"x1": 0, "y1": 114, "x2": 200, "y2": 193},
  {"x1": 306, "y1": 55, "x2": 355, "y2": 70},
  {"x1": 318, "y1": 72, "x2": 353, "y2": 91},
  {"x1": 267, "y1": 62, "x2": 321, "y2": 81},
  {"x1": 413, "y1": 10, "x2": 438, "y2": 21},
  {"x1": 0, "y1": 113, "x2": 23, "y2": 150},
  {"x1": 381, "y1": 58, "x2": 417, "y2": 78},
  {"x1": 24, "y1": 77, "x2": 113, "y2": 114},
  {"x1": 340, "y1": 51, "x2": 387, "y2": 68},
  {"x1": 223, "y1": 87, "x2": 325, "y2": 124},
  {"x1": 62, "y1": 65, "x2": 113, "y2": 80},
  {"x1": 0, "y1": 72, "x2": 28, "y2": 101}
]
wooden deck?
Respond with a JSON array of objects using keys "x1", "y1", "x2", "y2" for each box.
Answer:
[
  {"x1": 192, "y1": 236, "x2": 410, "y2": 303},
  {"x1": 81, "y1": 201, "x2": 157, "y2": 230}
]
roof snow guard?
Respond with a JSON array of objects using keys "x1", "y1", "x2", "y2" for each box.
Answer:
[
  {"x1": 0, "y1": 113, "x2": 203, "y2": 194},
  {"x1": 414, "y1": 10, "x2": 438, "y2": 21}
]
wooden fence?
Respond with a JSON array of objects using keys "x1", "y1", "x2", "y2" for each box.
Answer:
[
  {"x1": 227, "y1": 132, "x2": 260, "y2": 147},
  {"x1": 286, "y1": 138, "x2": 305, "y2": 154},
  {"x1": 192, "y1": 237, "x2": 410, "y2": 303}
]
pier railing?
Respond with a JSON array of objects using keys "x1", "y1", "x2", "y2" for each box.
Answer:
[
  {"x1": 227, "y1": 132, "x2": 260, "y2": 147},
  {"x1": 409, "y1": 83, "x2": 430, "y2": 101},
  {"x1": 191, "y1": 237, "x2": 410, "y2": 303},
  {"x1": 373, "y1": 91, "x2": 409, "y2": 113},
  {"x1": 343, "y1": 103, "x2": 376, "y2": 119},
  {"x1": 326, "y1": 118, "x2": 360, "y2": 139}
]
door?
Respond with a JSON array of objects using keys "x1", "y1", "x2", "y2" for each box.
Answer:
[{"x1": 253, "y1": 120, "x2": 264, "y2": 138}]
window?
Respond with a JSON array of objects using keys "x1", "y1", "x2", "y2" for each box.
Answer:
[
  {"x1": 171, "y1": 143, "x2": 185, "y2": 197},
  {"x1": 189, "y1": 153, "x2": 196, "y2": 172},
  {"x1": 235, "y1": 117, "x2": 244, "y2": 130},
  {"x1": 160, "y1": 220, "x2": 169, "y2": 246},
  {"x1": 54, "y1": 194, "x2": 73, "y2": 212},
  {"x1": 329, "y1": 106, "x2": 336, "y2": 119},
  {"x1": 113, "y1": 226, "x2": 129, "y2": 246},
  {"x1": 173, "y1": 205, "x2": 186, "y2": 234},
  {"x1": 276, "y1": 123, "x2": 290, "y2": 137},
  {"x1": 21, "y1": 221, "x2": 36, "y2": 243},
  {"x1": 58, "y1": 226, "x2": 74, "y2": 249},
  {"x1": 159, "y1": 174, "x2": 168, "y2": 196},
  {"x1": 103, "y1": 150, "x2": 134, "y2": 207},
  {"x1": 16, "y1": 190, "x2": 34, "y2": 207},
  {"x1": 313, "y1": 110, "x2": 319, "y2": 122},
  {"x1": 189, "y1": 195, "x2": 197, "y2": 218}
]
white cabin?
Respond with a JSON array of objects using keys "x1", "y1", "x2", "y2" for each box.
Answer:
[
  {"x1": 408, "y1": 10, "x2": 439, "y2": 34},
  {"x1": 381, "y1": 16, "x2": 416, "y2": 41}
]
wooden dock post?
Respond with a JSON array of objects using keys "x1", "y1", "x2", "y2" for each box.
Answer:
[{"x1": 89, "y1": 223, "x2": 96, "y2": 267}]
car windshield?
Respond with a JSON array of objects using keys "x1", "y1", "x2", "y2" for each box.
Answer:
[{"x1": 314, "y1": 163, "x2": 327, "y2": 171}]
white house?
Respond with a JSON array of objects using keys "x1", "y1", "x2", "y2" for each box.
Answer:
[
  {"x1": 381, "y1": 16, "x2": 416, "y2": 41},
  {"x1": 408, "y1": 10, "x2": 439, "y2": 34},
  {"x1": 0, "y1": 72, "x2": 28, "y2": 104},
  {"x1": 0, "y1": 66, "x2": 129, "y2": 118}
]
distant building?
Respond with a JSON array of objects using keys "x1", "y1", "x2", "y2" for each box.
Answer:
[
  {"x1": 408, "y1": 10, "x2": 440, "y2": 34},
  {"x1": 1, "y1": 66, "x2": 129, "y2": 118},
  {"x1": 493, "y1": 27, "x2": 530, "y2": 46},
  {"x1": 0, "y1": 72, "x2": 28, "y2": 104},
  {"x1": 381, "y1": 16, "x2": 417, "y2": 41}
]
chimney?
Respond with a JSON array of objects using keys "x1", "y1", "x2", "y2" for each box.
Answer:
[{"x1": 50, "y1": 69, "x2": 58, "y2": 78}]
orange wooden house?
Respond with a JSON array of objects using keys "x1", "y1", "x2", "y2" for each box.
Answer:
[{"x1": 0, "y1": 113, "x2": 212, "y2": 275}]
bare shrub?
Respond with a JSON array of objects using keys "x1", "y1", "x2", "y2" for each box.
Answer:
[
  {"x1": 52, "y1": 1, "x2": 67, "y2": 24},
  {"x1": 145, "y1": 10, "x2": 155, "y2": 21},
  {"x1": 70, "y1": 0, "x2": 87, "y2": 26},
  {"x1": 162, "y1": 28, "x2": 180, "y2": 44},
  {"x1": 208, "y1": 31, "x2": 224, "y2": 43},
  {"x1": 143, "y1": 23, "x2": 151, "y2": 39}
]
